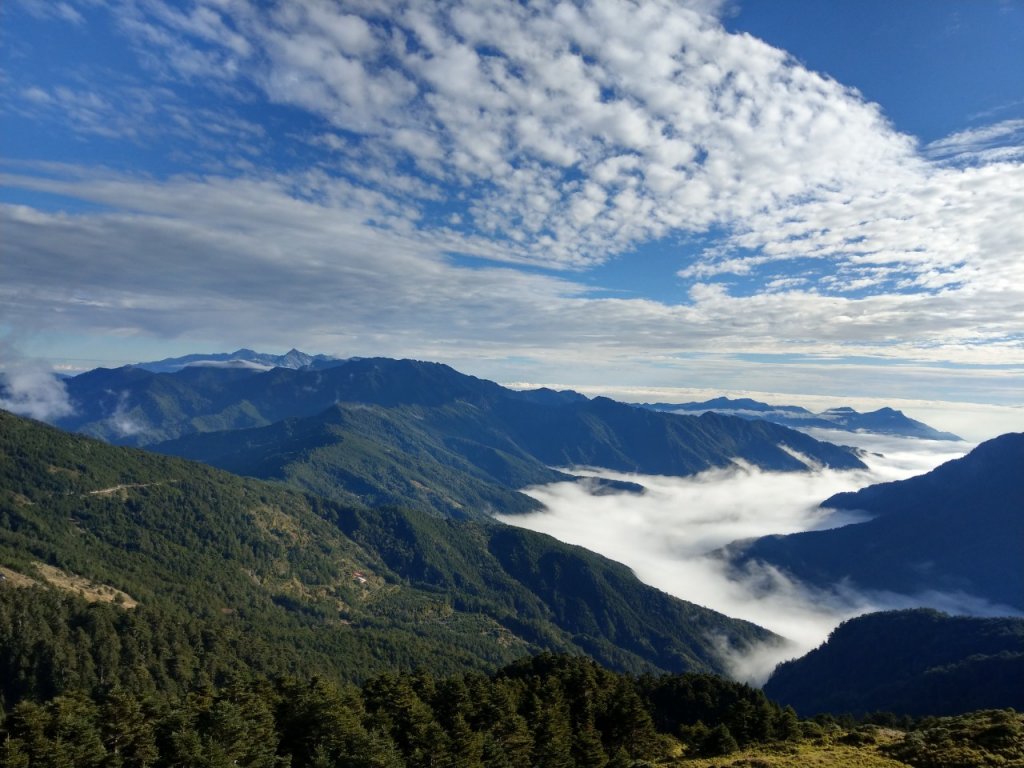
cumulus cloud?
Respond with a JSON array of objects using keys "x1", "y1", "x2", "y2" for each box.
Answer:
[
  {"x1": 497, "y1": 433, "x2": 988, "y2": 683},
  {"x1": 2, "y1": 0, "x2": 1023, "y2": 401},
  {"x1": 10, "y1": 0, "x2": 922, "y2": 266}
]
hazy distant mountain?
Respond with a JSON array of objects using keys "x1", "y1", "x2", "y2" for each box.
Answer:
[
  {"x1": 764, "y1": 609, "x2": 1024, "y2": 716},
  {"x1": 731, "y1": 433, "x2": 1024, "y2": 610},
  {"x1": 0, "y1": 409, "x2": 773, "y2": 680},
  {"x1": 643, "y1": 396, "x2": 961, "y2": 441},
  {"x1": 133, "y1": 347, "x2": 343, "y2": 373},
  {"x1": 55, "y1": 357, "x2": 865, "y2": 518}
]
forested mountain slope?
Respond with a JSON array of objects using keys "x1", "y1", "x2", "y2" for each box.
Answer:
[
  {"x1": 764, "y1": 609, "x2": 1024, "y2": 716},
  {"x1": 0, "y1": 409, "x2": 773, "y2": 688},
  {"x1": 152, "y1": 393, "x2": 864, "y2": 518}
]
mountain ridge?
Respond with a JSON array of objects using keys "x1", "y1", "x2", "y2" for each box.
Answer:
[
  {"x1": 53, "y1": 357, "x2": 866, "y2": 519},
  {"x1": 131, "y1": 347, "x2": 344, "y2": 373},
  {"x1": 729, "y1": 433, "x2": 1024, "y2": 610},
  {"x1": 642, "y1": 396, "x2": 961, "y2": 441},
  {"x1": 0, "y1": 408, "x2": 774, "y2": 681},
  {"x1": 764, "y1": 609, "x2": 1024, "y2": 716}
]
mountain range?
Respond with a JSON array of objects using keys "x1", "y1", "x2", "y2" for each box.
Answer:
[
  {"x1": 729, "y1": 433, "x2": 1024, "y2": 611},
  {"x1": 51, "y1": 356, "x2": 866, "y2": 519},
  {"x1": 5, "y1": 349, "x2": 1021, "y2": 728},
  {"x1": 643, "y1": 396, "x2": 961, "y2": 441}
]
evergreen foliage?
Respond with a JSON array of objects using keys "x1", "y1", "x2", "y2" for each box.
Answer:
[
  {"x1": 764, "y1": 609, "x2": 1024, "y2": 716},
  {"x1": 0, "y1": 652, "x2": 801, "y2": 767},
  {"x1": 0, "y1": 408, "x2": 770, "y2": 700}
]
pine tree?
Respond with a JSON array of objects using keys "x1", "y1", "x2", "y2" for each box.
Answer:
[
  {"x1": 99, "y1": 689, "x2": 158, "y2": 768},
  {"x1": 703, "y1": 723, "x2": 739, "y2": 757},
  {"x1": 776, "y1": 705, "x2": 801, "y2": 741},
  {"x1": 526, "y1": 686, "x2": 573, "y2": 768}
]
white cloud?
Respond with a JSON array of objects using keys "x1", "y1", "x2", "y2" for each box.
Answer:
[
  {"x1": 14, "y1": 0, "x2": 83, "y2": 25},
  {"x1": 496, "y1": 434, "x2": 1005, "y2": 682},
  {"x1": 925, "y1": 118, "x2": 1024, "y2": 163},
  {"x1": 77, "y1": 0, "x2": 918, "y2": 267},
  {"x1": 3, "y1": 0, "x2": 1023, "y2": 402},
  {"x1": 0, "y1": 350, "x2": 74, "y2": 422}
]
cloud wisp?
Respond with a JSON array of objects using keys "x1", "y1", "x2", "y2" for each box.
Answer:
[
  {"x1": 0, "y1": 353, "x2": 74, "y2": 422},
  {"x1": 497, "y1": 434, "x2": 982, "y2": 683}
]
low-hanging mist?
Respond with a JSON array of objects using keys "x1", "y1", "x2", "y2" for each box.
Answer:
[{"x1": 497, "y1": 433, "x2": 977, "y2": 683}]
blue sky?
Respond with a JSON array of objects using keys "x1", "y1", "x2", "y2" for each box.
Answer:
[{"x1": 2, "y1": 0, "x2": 1023, "y2": 411}]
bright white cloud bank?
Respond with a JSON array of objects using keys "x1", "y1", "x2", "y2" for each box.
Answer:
[
  {"x1": 496, "y1": 433, "x2": 1016, "y2": 683},
  {"x1": 2, "y1": 0, "x2": 1023, "y2": 400}
]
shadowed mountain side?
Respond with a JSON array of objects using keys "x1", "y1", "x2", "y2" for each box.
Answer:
[
  {"x1": 152, "y1": 390, "x2": 866, "y2": 519},
  {"x1": 764, "y1": 609, "x2": 1024, "y2": 716},
  {"x1": 154, "y1": 402, "x2": 567, "y2": 517},
  {"x1": 59, "y1": 358, "x2": 864, "y2": 485},
  {"x1": 58, "y1": 358, "x2": 513, "y2": 444},
  {"x1": 497, "y1": 397, "x2": 865, "y2": 474},
  {"x1": 0, "y1": 409, "x2": 773, "y2": 680},
  {"x1": 729, "y1": 433, "x2": 1024, "y2": 610}
]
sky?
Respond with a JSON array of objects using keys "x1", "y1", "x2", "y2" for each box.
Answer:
[
  {"x1": 497, "y1": 431, "x2": 1019, "y2": 682},
  {"x1": 2, "y1": 0, "x2": 1023, "y2": 416}
]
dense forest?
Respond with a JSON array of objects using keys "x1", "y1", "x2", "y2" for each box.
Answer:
[
  {"x1": 0, "y1": 584, "x2": 798, "y2": 767},
  {"x1": 765, "y1": 609, "x2": 1024, "y2": 716},
  {"x1": 0, "y1": 409, "x2": 773, "y2": 686},
  {"x1": 2, "y1": 588, "x2": 1021, "y2": 767}
]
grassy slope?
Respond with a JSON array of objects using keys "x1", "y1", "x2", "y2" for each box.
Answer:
[{"x1": 678, "y1": 711, "x2": 1024, "y2": 767}]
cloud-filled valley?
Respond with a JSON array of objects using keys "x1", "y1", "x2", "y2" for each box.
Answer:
[{"x1": 498, "y1": 433, "x2": 996, "y2": 682}]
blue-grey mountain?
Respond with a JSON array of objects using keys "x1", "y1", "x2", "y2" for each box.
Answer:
[
  {"x1": 643, "y1": 396, "x2": 961, "y2": 441},
  {"x1": 132, "y1": 347, "x2": 343, "y2": 373},
  {"x1": 730, "y1": 433, "x2": 1024, "y2": 610},
  {"x1": 54, "y1": 357, "x2": 866, "y2": 519}
]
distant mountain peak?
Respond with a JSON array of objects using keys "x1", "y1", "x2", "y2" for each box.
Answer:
[{"x1": 641, "y1": 397, "x2": 960, "y2": 441}]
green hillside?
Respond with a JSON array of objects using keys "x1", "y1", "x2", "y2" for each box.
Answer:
[
  {"x1": 153, "y1": 401, "x2": 566, "y2": 518},
  {"x1": 0, "y1": 409, "x2": 772, "y2": 694}
]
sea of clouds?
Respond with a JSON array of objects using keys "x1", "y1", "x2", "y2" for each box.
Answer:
[{"x1": 496, "y1": 431, "x2": 991, "y2": 683}]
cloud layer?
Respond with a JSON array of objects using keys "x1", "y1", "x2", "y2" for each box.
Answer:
[
  {"x1": 2, "y1": 0, "x2": 1022, "y2": 401},
  {"x1": 497, "y1": 434, "x2": 993, "y2": 682}
]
